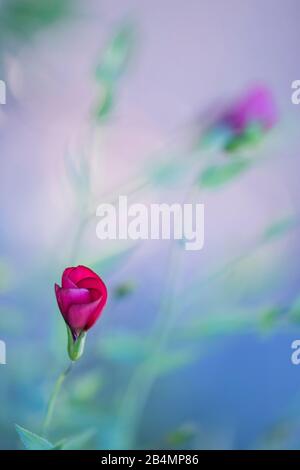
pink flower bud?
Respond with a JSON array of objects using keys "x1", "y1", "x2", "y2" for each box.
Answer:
[{"x1": 55, "y1": 265, "x2": 108, "y2": 340}]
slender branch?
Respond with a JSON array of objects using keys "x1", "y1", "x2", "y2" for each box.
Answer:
[
  {"x1": 42, "y1": 362, "x2": 73, "y2": 437},
  {"x1": 118, "y1": 171, "x2": 201, "y2": 448}
]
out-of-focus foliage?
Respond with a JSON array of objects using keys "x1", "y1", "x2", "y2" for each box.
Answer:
[
  {"x1": 114, "y1": 281, "x2": 136, "y2": 299},
  {"x1": 93, "y1": 22, "x2": 136, "y2": 121},
  {"x1": 3, "y1": 2, "x2": 300, "y2": 452},
  {"x1": 95, "y1": 23, "x2": 135, "y2": 84},
  {"x1": 0, "y1": 0, "x2": 72, "y2": 41},
  {"x1": 98, "y1": 331, "x2": 147, "y2": 364},
  {"x1": 15, "y1": 425, "x2": 53, "y2": 450},
  {"x1": 224, "y1": 122, "x2": 264, "y2": 152},
  {"x1": 95, "y1": 85, "x2": 114, "y2": 121},
  {"x1": 15, "y1": 424, "x2": 96, "y2": 450},
  {"x1": 199, "y1": 158, "x2": 252, "y2": 189},
  {"x1": 165, "y1": 423, "x2": 198, "y2": 449},
  {"x1": 262, "y1": 216, "x2": 300, "y2": 243}
]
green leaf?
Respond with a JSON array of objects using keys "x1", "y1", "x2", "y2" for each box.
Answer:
[
  {"x1": 94, "y1": 85, "x2": 114, "y2": 121},
  {"x1": 225, "y1": 123, "x2": 264, "y2": 152},
  {"x1": 95, "y1": 23, "x2": 136, "y2": 84},
  {"x1": 15, "y1": 424, "x2": 53, "y2": 450},
  {"x1": 0, "y1": 0, "x2": 72, "y2": 40},
  {"x1": 288, "y1": 296, "x2": 300, "y2": 323},
  {"x1": 263, "y1": 216, "x2": 299, "y2": 242},
  {"x1": 199, "y1": 159, "x2": 251, "y2": 189},
  {"x1": 258, "y1": 307, "x2": 283, "y2": 333},
  {"x1": 54, "y1": 430, "x2": 96, "y2": 450}
]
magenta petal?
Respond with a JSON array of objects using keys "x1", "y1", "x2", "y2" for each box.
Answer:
[
  {"x1": 55, "y1": 266, "x2": 108, "y2": 335},
  {"x1": 68, "y1": 266, "x2": 99, "y2": 285},
  {"x1": 55, "y1": 284, "x2": 64, "y2": 313},
  {"x1": 68, "y1": 297, "x2": 103, "y2": 330},
  {"x1": 56, "y1": 287, "x2": 91, "y2": 323},
  {"x1": 77, "y1": 277, "x2": 108, "y2": 304},
  {"x1": 223, "y1": 85, "x2": 277, "y2": 133},
  {"x1": 84, "y1": 296, "x2": 107, "y2": 330},
  {"x1": 62, "y1": 268, "x2": 77, "y2": 288},
  {"x1": 76, "y1": 277, "x2": 104, "y2": 290}
]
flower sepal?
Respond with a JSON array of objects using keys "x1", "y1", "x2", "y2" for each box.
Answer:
[{"x1": 66, "y1": 326, "x2": 86, "y2": 362}]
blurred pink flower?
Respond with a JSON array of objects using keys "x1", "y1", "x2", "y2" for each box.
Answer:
[
  {"x1": 203, "y1": 85, "x2": 278, "y2": 152},
  {"x1": 221, "y1": 85, "x2": 277, "y2": 133}
]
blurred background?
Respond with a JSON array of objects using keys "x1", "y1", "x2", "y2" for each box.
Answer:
[{"x1": 1, "y1": 0, "x2": 300, "y2": 450}]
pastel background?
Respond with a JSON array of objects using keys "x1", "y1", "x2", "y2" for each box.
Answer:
[{"x1": 1, "y1": 0, "x2": 300, "y2": 450}]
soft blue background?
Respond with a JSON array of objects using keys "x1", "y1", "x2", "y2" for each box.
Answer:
[{"x1": 1, "y1": 0, "x2": 300, "y2": 450}]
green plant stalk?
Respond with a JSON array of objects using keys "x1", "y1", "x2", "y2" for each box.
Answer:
[
  {"x1": 181, "y1": 215, "x2": 300, "y2": 314},
  {"x1": 118, "y1": 157, "x2": 300, "y2": 447},
  {"x1": 60, "y1": 118, "x2": 207, "y2": 265},
  {"x1": 42, "y1": 362, "x2": 73, "y2": 437},
  {"x1": 119, "y1": 230, "x2": 257, "y2": 447},
  {"x1": 118, "y1": 175, "x2": 200, "y2": 448},
  {"x1": 118, "y1": 245, "x2": 181, "y2": 448}
]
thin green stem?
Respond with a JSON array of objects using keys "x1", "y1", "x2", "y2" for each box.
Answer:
[
  {"x1": 42, "y1": 362, "x2": 73, "y2": 437},
  {"x1": 118, "y1": 172, "x2": 201, "y2": 448},
  {"x1": 118, "y1": 243, "x2": 181, "y2": 448}
]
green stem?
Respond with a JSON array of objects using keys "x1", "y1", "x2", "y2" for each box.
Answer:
[
  {"x1": 118, "y1": 173, "x2": 200, "y2": 448},
  {"x1": 118, "y1": 243, "x2": 181, "y2": 448},
  {"x1": 42, "y1": 362, "x2": 73, "y2": 437}
]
